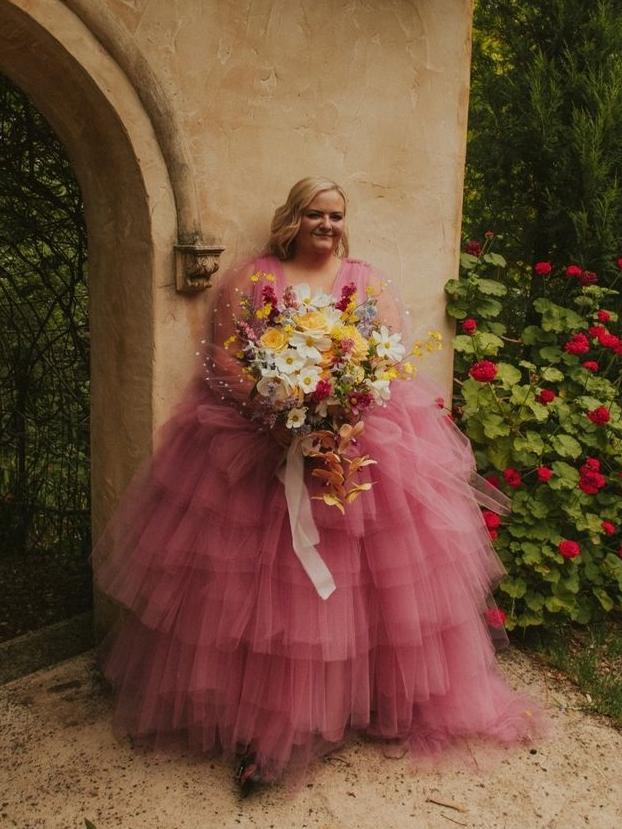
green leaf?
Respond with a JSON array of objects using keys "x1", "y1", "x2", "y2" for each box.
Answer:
[
  {"x1": 550, "y1": 433, "x2": 582, "y2": 459},
  {"x1": 516, "y1": 609, "x2": 544, "y2": 627},
  {"x1": 538, "y1": 345, "x2": 563, "y2": 363},
  {"x1": 550, "y1": 460, "x2": 580, "y2": 486},
  {"x1": 444, "y1": 278, "x2": 466, "y2": 298},
  {"x1": 474, "y1": 297, "x2": 503, "y2": 317},
  {"x1": 524, "y1": 591, "x2": 545, "y2": 611},
  {"x1": 482, "y1": 252, "x2": 507, "y2": 268},
  {"x1": 474, "y1": 277, "x2": 507, "y2": 296},
  {"x1": 453, "y1": 334, "x2": 475, "y2": 354},
  {"x1": 513, "y1": 431, "x2": 544, "y2": 455},
  {"x1": 593, "y1": 587, "x2": 614, "y2": 612},
  {"x1": 460, "y1": 252, "x2": 479, "y2": 270},
  {"x1": 540, "y1": 366, "x2": 564, "y2": 382},
  {"x1": 482, "y1": 413, "x2": 511, "y2": 439},
  {"x1": 85, "y1": 821, "x2": 97, "y2": 829},
  {"x1": 474, "y1": 332, "x2": 505, "y2": 355},
  {"x1": 486, "y1": 437, "x2": 513, "y2": 469},
  {"x1": 496, "y1": 362, "x2": 522, "y2": 385},
  {"x1": 521, "y1": 325, "x2": 546, "y2": 345},
  {"x1": 446, "y1": 303, "x2": 468, "y2": 320},
  {"x1": 521, "y1": 542, "x2": 543, "y2": 565},
  {"x1": 500, "y1": 576, "x2": 527, "y2": 598}
]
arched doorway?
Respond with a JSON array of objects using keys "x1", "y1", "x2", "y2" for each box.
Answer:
[{"x1": 0, "y1": 0, "x2": 182, "y2": 661}]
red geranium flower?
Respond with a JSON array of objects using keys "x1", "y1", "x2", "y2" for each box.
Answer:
[
  {"x1": 482, "y1": 510, "x2": 502, "y2": 531},
  {"x1": 617, "y1": 257, "x2": 622, "y2": 270},
  {"x1": 461, "y1": 318, "x2": 477, "y2": 335},
  {"x1": 587, "y1": 406, "x2": 611, "y2": 425},
  {"x1": 466, "y1": 240, "x2": 482, "y2": 256},
  {"x1": 534, "y1": 261, "x2": 552, "y2": 276},
  {"x1": 564, "y1": 333, "x2": 590, "y2": 354},
  {"x1": 578, "y1": 270, "x2": 598, "y2": 285},
  {"x1": 484, "y1": 230, "x2": 495, "y2": 239},
  {"x1": 537, "y1": 466, "x2": 554, "y2": 482},
  {"x1": 583, "y1": 457, "x2": 601, "y2": 471},
  {"x1": 565, "y1": 264, "x2": 583, "y2": 278},
  {"x1": 559, "y1": 540, "x2": 581, "y2": 559},
  {"x1": 597, "y1": 310, "x2": 611, "y2": 323},
  {"x1": 503, "y1": 467, "x2": 522, "y2": 488},
  {"x1": 601, "y1": 521, "x2": 616, "y2": 535},
  {"x1": 536, "y1": 389, "x2": 556, "y2": 404},
  {"x1": 484, "y1": 608, "x2": 507, "y2": 628},
  {"x1": 485, "y1": 474, "x2": 501, "y2": 489},
  {"x1": 582, "y1": 361, "x2": 599, "y2": 372},
  {"x1": 578, "y1": 469, "x2": 606, "y2": 495},
  {"x1": 469, "y1": 360, "x2": 498, "y2": 382}
]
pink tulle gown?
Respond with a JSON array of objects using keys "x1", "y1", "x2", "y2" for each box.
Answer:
[{"x1": 91, "y1": 255, "x2": 548, "y2": 782}]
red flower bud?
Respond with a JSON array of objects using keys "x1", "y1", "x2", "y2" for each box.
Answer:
[
  {"x1": 484, "y1": 608, "x2": 507, "y2": 627},
  {"x1": 466, "y1": 240, "x2": 482, "y2": 257},
  {"x1": 503, "y1": 467, "x2": 522, "y2": 488},
  {"x1": 536, "y1": 389, "x2": 556, "y2": 404},
  {"x1": 565, "y1": 264, "x2": 583, "y2": 278},
  {"x1": 482, "y1": 510, "x2": 502, "y2": 531},
  {"x1": 578, "y1": 271, "x2": 598, "y2": 286},
  {"x1": 587, "y1": 406, "x2": 610, "y2": 425},
  {"x1": 484, "y1": 474, "x2": 501, "y2": 489},
  {"x1": 617, "y1": 257, "x2": 622, "y2": 270},
  {"x1": 582, "y1": 361, "x2": 600, "y2": 372},
  {"x1": 536, "y1": 466, "x2": 553, "y2": 482},
  {"x1": 461, "y1": 318, "x2": 478, "y2": 335},
  {"x1": 484, "y1": 230, "x2": 495, "y2": 239},
  {"x1": 558, "y1": 540, "x2": 581, "y2": 559},
  {"x1": 601, "y1": 521, "x2": 616, "y2": 536},
  {"x1": 534, "y1": 261, "x2": 552, "y2": 276},
  {"x1": 469, "y1": 360, "x2": 498, "y2": 382},
  {"x1": 597, "y1": 310, "x2": 611, "y2": 323}
]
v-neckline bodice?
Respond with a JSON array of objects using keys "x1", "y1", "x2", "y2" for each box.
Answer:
[{"x1": 271, "y1": 255, "x2": 347, "y2": 298}]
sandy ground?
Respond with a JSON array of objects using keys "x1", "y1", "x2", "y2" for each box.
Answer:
[{"x1": 0, "y1": 647, "x2": 620, "y2": 829}]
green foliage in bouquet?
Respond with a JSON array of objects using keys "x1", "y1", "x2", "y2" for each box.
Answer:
[{"x1": 446, "y1": 238, "x2": 622, "y2": 630}]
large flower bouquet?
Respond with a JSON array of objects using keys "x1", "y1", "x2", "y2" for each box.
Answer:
[{"x1": 223, "y1": 271, "x2": 442, "y2": 510}]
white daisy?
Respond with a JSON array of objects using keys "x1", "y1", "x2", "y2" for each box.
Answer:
[
  {"x1": 275, "y1": 348, "x2": 306, "y2": 374},
  {"x1": 286, "y1": 407, "x2": 307, "y2": 429},
  {"x1": 293, "y1": 283, "x2": 334, "y2": 309},
  {"x1": 370, "y1": 326, "x2": 405, "y2": 361},
  {"x1": 296, "y1": 365, "x2": 322, "y2": 394},
  {"x1": 367, "y1": 378, "x2": 392, "y2": 404},
  {"x1": 289, "y1": 330, "x2": 332, "y2": 361}
]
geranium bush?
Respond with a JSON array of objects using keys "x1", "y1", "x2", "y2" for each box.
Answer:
[{"x1": 445, "y1": 238, "x2": 622, "y2": 630}]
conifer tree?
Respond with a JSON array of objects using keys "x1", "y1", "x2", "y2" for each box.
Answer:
[{"x1": 465, "y1": 0, "x2": 622, "y2": 307}]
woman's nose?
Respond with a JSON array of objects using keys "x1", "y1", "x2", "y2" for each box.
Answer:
[{"x1": 319, "y1": 214, "x2": 331, "y2": 229}]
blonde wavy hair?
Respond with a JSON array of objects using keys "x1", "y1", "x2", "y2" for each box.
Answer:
[{"x1": 269, "y1": 177, "x2": 349, "y2": 260}]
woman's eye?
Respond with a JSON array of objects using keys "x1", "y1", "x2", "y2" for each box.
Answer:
[{"x1": 331, "y1": 214, "x2": 343, "y2": 221}]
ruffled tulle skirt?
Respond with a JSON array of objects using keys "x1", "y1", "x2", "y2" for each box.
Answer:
[{"x1": 91, "y1": 370, "x2": 549, "y2": 781}]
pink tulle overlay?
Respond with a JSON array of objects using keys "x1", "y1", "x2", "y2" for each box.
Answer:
[{"x1": 91, "y1": 256, "x2": 549, "y2": 782}]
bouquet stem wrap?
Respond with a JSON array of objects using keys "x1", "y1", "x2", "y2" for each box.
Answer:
[{"x1": 276, "y1": 437, "x2": 337, "y2": 600}]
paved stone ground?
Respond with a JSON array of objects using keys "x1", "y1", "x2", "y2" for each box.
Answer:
[{"x1": 1, "y1": 647, "x2": 620, "y2": 829}]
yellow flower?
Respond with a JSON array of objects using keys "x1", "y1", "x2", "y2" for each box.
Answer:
[
  {"x1": 223, "y1": 335, "x2": 237, "y2": 350},
  {"x1": 255, "y1": 303, "x2": 272, "y2": 320},
  {"x1": 332, "y1": 324, "x2": 369, "y2": 359},
  {"x1": 260, "y1": 327, "x2": 289, "y2": 351},
  {"x1": 250, "y1": 273, "x2": 260, "y2": 283},
  {"x1": 265, "y1": 273, "x2": 275, "y2": 282},
  {"x1": 296, "y1": 310, "x2": 329, "y2": 332},
  {"x1": 401, "y1": 361, "x2": 414, "y2": 376}
]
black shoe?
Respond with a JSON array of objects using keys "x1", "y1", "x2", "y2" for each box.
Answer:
[{"x1": 235, "y1": 752, "x2": 263, "y2": 798}]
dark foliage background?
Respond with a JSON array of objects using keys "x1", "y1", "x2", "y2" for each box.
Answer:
[{"x1": 0, "y1": 73, "x2": 91, "y2": 640}]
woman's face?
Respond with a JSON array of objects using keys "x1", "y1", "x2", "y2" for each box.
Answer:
[{"x1": 294, "y1": 190, "x2": 345, "y2": 257}]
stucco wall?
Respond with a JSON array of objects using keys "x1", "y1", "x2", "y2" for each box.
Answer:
[{"x1": 103, "y1": 0, "x2": 473, "y2": 413}]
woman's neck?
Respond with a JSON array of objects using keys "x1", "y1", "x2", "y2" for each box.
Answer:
[{"x1": 286, "y1": 250, "x2": 341, "y2": 276}]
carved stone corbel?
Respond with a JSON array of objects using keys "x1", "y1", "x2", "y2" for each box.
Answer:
[{"x1": 174, "y1": 242, "x2": 226, "y2": 293}]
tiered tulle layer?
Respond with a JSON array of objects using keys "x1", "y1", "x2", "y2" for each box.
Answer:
[{"x1": 92, "y1": 372, "x2": 548, "y2": 780}]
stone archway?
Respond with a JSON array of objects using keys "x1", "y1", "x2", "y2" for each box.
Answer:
[{"x1": 0, "y1": 0, "x2": 194, "y2": 638}]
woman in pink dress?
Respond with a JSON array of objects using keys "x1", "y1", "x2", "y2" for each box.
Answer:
[{"x1": 91, "y1": 177, "x2": 548, "y2": 796}]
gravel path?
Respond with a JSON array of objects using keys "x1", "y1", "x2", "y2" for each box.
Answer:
[{"x1": 0, "y1": 647, "x2": 620, "y2": 829}]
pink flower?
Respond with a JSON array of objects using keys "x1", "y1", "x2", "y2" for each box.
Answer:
[
  {"x1": 582, "y1": 361, "x2": 600, "y2": 373},
  {"x1": 559, "y1": 540, "x2": 581, "y2": 559},
  {"x1": 534, "y1": 261, "x2": 552, "y2": 276},
  {"x1": 601, "y1": 521, "x2": 616, "y2": 535},
  {"x1": 335, "y1": 282, "x2": 357, "y2": 311},
  {"x1": 484, "y1": 608, "x2": 507, "y2": 628},
  {"x1": 312, "y1": 379, "x2": 333, "y2": 401},
  {"x1": 537, "y1": 466, "x2": 554, "y2": 482},
  {"x1": 587, "y1": 406, "x2": 610, "y2": 425},
  {"x1": 503, "y1": 467, "x2": 522, "y2": 488},
  {"x1": 536, "y1": 389, "x2": 556, "y2": 404},
  {"x1": 597, "y1": 310, "x2": 611, "y2": 323},
  {"x1": 565, "y1": 264, "x2": 583, "y2": 278},
  {"x1": 564, "y1": 333, "x2": 590, "y2": 354},
  {"x1": 469, "y1": 360, "x2": 498, "y2": 382},
  {"x1": 482, "y1": 510, "x2": 502, "y2": 531},
  {"x1": 466, "y1": 240, "x2": 482, "y2": 256},
  {"x1": 461, "y1": 318, "x2": 478, "y2": 335}
]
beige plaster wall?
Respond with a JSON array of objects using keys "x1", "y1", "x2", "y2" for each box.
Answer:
[{"x1": 101, "y1": 0, "x2": 473, "y2": 409}]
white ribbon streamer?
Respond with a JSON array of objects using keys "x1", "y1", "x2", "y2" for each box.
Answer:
[{"x1": 277, "y1": 437, "x2": 336, "y2": 600}]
